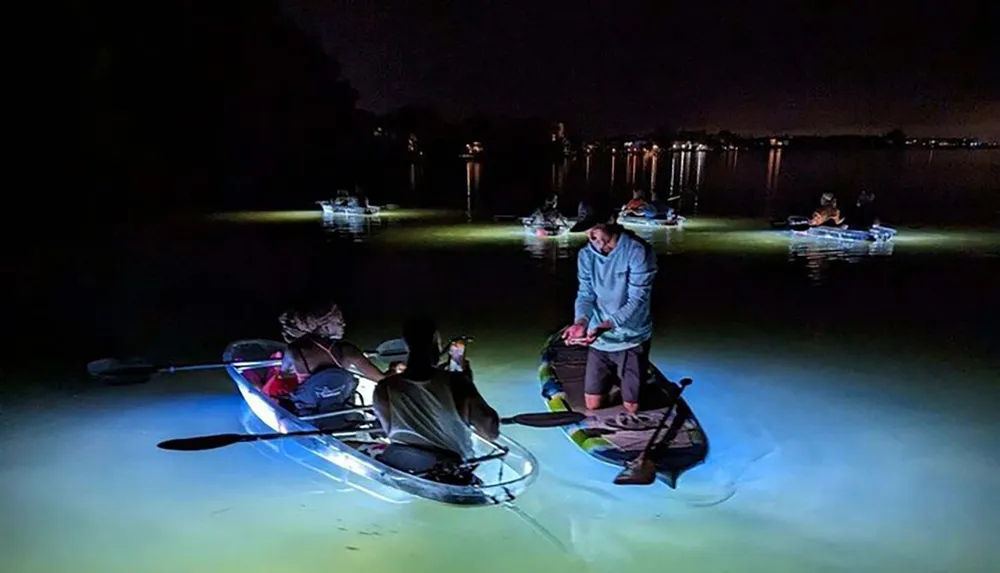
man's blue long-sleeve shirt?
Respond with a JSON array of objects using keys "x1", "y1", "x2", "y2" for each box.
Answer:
[{"x1": 573, "y1": 232, "x2": 657, "y2": 352}]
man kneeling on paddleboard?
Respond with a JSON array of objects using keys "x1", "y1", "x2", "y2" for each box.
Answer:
[
  {"x1": 564, "y1": 198, "x2": 658, "y2": 418},
  {"x1": 372, "y1": 315, "x2": 500, "y2": 479}
]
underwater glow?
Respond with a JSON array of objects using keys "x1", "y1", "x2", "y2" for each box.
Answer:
[{"x1": 5, "y1": 333, "x2": 996, "y2": 573}]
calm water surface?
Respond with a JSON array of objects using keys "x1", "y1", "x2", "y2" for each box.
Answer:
[{"x1": 3, "y1": 151, "x2": 998, "y2": 573}]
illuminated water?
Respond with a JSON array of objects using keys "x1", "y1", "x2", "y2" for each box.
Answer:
[{"x1": 5, "y1": 151, "x2": 998, "y2": 573}]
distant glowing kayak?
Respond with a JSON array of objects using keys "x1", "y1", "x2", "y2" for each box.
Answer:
[
  {"x1": 520, "y1": 216, "x2": 572, "y2": 237},
  {"x1": 224, "y1": 339, "x2": 539, "y2": 507},
  {"x1": 537, "y1": 334, "x2": 709, "y2": 489},
  {"x1": 786, "y1": 216, "x2": 897, "y2": 242},
  {"x1": 317, "y1": 200, "x2": 381, "y2": 217},
  {"x1": 617, "y1": 213, "x2": 686, "y2": 228}
]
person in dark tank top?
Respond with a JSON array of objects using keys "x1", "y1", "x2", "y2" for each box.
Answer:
[{"x1": 261, "y1": 301, "x2": 390, "y2": 400}]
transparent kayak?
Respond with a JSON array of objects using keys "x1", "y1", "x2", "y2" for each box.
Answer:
[
  {"x1": 316, "y1": 200, "x2": 381, "y2": 217},
  {"x1": 520, "y1": 216, "x2": 572, "y2": 236},
  {"x1": 223, "y1": 339, "x2": 539, "y2": 507},
  {"x1": 787, "y1": 216, "x2": 896, "y2": 242},
  {"x1": 617, "y1": 213, "x2": 686, "y2": 228}
]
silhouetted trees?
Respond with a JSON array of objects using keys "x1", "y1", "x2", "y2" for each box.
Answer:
[{"x1": 78, "y1": 0, "x2": 362, "y2": 215}]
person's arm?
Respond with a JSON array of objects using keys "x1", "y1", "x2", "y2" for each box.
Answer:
[
  {"x1": 371, "y1": 380, "x2": 391, "y2": 432},
  {"x1": 280, "y1": 346, "x2": 307, "y2": 377},
  {"x1": 450, "y1": 372, "x2": 500, "y2": 441},
  {"x1": 608, "y1": 243, "x2": 658, "y2": 328},
  {"x1": 573, "y1": 249, "x2": 596, "y2": 326},
  {"x1": 339, "y1": 341, "x2": 387, "y2": 382}
]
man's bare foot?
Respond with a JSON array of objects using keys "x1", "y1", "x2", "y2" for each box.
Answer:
[{"x1": 584, "y1": 393, "x2": 604, "y2": 412}]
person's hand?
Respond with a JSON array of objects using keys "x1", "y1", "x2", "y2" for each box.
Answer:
[
  {"x1": 583, "y1": 320, "x2": 614, "y2": 344},
  {"x1": 562, "y1": 322, "x2": 587, "y2": 344}
]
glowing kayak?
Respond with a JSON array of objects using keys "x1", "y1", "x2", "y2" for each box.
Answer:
[
  {"x1": 786, "y1": 216, "x2": 896, "y2": 242},
  {"x1": 317, "y1": 200, "x2": 381, "y2": 217},
  {"x1": 617, "y1": 213, "x2": 686, "y2": 228},
  {"x1": 224, "y1": 339, "x2": 539, "y2": 507},
  {"x1": 520, "y1": 216, "x2": 572, "y2": 237},
  {"x1": 537, "y1": 335, "x2": 708, "y2": 488}
]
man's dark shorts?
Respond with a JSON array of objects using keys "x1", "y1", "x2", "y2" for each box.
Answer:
[{"x1": 584, "y1": 341, "x2": 651, "y2": 404}]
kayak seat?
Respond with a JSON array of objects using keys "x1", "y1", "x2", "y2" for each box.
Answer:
[
  {"x1": 376, "y1": 443, "x2": 477, "y2": 485},
  {"x1": 377, "y1": 443, "x2": 461, "y2": 474}
]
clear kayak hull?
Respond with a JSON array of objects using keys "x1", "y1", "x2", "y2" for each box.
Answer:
[
  {"x1": 617, "y1": 214, "x2": 686, "y2": 228},
  {"x1": 317, "y1": 200, "x2": 381, "y2": 217},
  {"x1": 520, "y1": 217, "x2": 572, "y2": 236},
  {"x1": 224, "y1": 339, "x2": 539, "y2": 507},
  {"x1": 786, "y1": 216, "x2": 897, "y2": 242}
]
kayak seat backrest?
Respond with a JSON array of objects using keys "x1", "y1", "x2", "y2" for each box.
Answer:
[{"x1": 288, "y1": 367, "x2": 359, "y2": 417}]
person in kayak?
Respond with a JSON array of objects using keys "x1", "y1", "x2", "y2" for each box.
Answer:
[
  {"x1": 809, "y1": 192, "x2": 845, "y2": 227},
  {"x1": 622, "y1": 189, "x2": 652, "y2": 217},
  {"x1": 529, "y1": 194, "x2": 566, "y2": 226},
  {"x1": 848, "y1": 189, "x2": 880, "y2": 229},
  {"x1": 372, "y1": 315, "x2": 500, "y2": 476},
  {"x1": 565, "y1": 199, "x2": 658, "y2": 418},
  {"x1": 647, "y1": 191, "x2": 676, "y2": 220},
  {"x1": 261, "y1": 302, "x2": 390, "y2": 415}
]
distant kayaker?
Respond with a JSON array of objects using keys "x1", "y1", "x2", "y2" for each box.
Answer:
[
  {"x1": 373, "y1": 315, "x2": 500, "y2": 467},
  {"x1": 647, "y1": 191, "x2": 676, "y2": 220},
  {"x1": 809, "y1": 192, "x2": 845, "y2": 227},
  {"x1": 564, "y1": 198, "x2": 658, "y2": 416},
  {"x1": 849, "y1": 190, "x2": 880, "y2": 229},
  {"x1": 622, "y1": 189, "x2": 651, "y2": 217},
  {"x1": 261, "y1": 302, "x2": 388, "y2": 405},
  {"x1": 529, "y1": 194, "x2": 565, "y2": 227}
]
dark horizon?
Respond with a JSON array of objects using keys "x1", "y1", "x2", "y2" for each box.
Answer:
[{"x1": 287, "y1": 0, "x2": 999, "y2": 140}]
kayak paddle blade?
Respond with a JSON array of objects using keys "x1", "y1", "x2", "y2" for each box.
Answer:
[
  {"x1": 87, "y1": 358, "x2": 157, "y2": 385},
  {"x1": 502, "y1": 411, "x2": 586, "y2": 428},
  {"x1": 157, "y1": 433, "x2": 248, "y2": 451},
  {"x1": 371, "y1": 338, "x2": 409, "y2": 361},
  {"x1": 613, "y1": 457, "x2": 658, "y2": 486}
]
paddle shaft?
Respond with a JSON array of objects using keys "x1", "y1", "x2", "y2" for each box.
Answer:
[
  {"x1": 162, "y1": 359, "x2": 282, "y2": 374},
  {"x1": 158, "y1": 410, "x2": 584, "y2": 451},
  {"x1": 636, "y1": 379, "x2": 692, "y2": 460}
]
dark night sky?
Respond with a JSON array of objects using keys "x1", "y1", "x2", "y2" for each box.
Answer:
[{"x1": 288, "y1": 1, "x2": 997, "y2": 139}]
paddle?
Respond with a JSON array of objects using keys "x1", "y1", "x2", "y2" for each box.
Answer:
[
  {"x1": 87, "y1": 338, "x2": 411, "y2": 385},
  {"x1": 157, "y1": 411, "x2": 588, "y2": 452},
  {"x1": 613, "y1": 377, "x2": 693, "y2": 486}
]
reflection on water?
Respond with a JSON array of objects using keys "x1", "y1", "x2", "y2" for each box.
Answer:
[
  {"x1": 522, "y1": 233, "x2": 574, "y2": 271},
  {"x1": 788, "y1": 235, "x2": 895, "y2": 285},
  {"x1": 322, "y1": 213, "x2": 385, "y2": 242},
  {"x1": 551, "y1": 159, "x2": 568, "y2": 193},
  {"x1": 466, "y1": 160, "x2": 482, "y2": 221},
  {"x1": 622, "y1": 224, "x2": 684, "y2": 250},
  {"x1": 766, "y1": 148, "x2": 782, "y2": 193}
]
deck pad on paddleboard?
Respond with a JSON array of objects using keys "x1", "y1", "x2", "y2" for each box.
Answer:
[{"x1": 539, "y1": 338, "x2": 708, "y2": 487}]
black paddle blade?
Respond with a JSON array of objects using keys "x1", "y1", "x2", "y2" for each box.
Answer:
[
  {"x1": 87, "y1": 358, "x2": 157, "y2": 385},
  {"x1": 502, "y1": 411, "x2": 586, "y2": 428},
  {"x1": 613, "y1": 457, "x2": 658, "y2": 486},
  {"x1": 157, "y1": 433, "x2": 248, "y2": 451}
]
